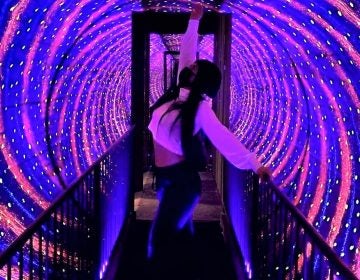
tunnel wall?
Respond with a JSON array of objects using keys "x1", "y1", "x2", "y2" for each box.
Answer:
[{"x1": 0, "y1": 0, "x2": 359, "y2": 275}]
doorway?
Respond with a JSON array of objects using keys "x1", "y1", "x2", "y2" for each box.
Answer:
[{"x1": 131, "y1": 10, "x2": 232, "y2": 198}]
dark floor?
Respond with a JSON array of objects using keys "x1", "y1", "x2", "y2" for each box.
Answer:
[
  {"x1": 115, "y1": 220, "x2": 237, "y2": 280},
  {"x1": 113, "y1": 172, "x2": 237, "y2": 280}
]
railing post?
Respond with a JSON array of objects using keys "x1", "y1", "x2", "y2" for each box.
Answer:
[
  {"x1": 7, "y1": 260, "x2": 11, "y2": 280},
  {"x1": 250, "y1": 173, "x2": 260, "y2": 279},
  {"x1": 93, "y1": 163, "x2": 102, "y2": 280}
]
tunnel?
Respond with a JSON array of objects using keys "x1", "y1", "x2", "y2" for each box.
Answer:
[{"x1": 0, "y1": 0, "x2": 359, "y2": 279}]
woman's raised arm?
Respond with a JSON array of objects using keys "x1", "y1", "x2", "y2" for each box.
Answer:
[{"x1": 177, "y1": 4, "x2": 203, "y2": 83}]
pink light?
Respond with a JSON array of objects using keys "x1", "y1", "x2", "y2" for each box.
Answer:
[
  {"x1": 0, "y1": 0, "x2": 50, "y2": 208},
  {"x1": 251, "y1": 0, "x2": 360, "y2": 108},
  {"x1": 228, "y1": 6, "x2": 289, "y2": 163},
  {"x1": 40, "y1": 0, "x2": 93, "y2": 117},
  {"x1": 293, "y1": 147, "x2": 310, "y2": 206},
  {"x1": 233, "y1": 0, "x2": 353, "y2": 250},
  {"x1": 21, "y1": 1, "x2": 62, "y2": 187},
  {"x1": 54, "y1": 24, "x2": 129, "y2": 175},
  {"x1": 75, "y1": 0, "x2": 117, "y2": 38},
  {"x1": 354, "y1": 238, "x2": 360, "y2": 278},
  {"x1": 288, "y1": 1, "x2": 360, "y2": 68},
  {"x1": 230, "y1": 29, "x2": 277, "y2": 153},
  {"x1": 278, "y1": 143, "x2": 307, "y2": 188}
]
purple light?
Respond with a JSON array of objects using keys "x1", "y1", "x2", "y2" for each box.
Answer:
[{"x1": 0, "y1": 0, "x2": 359, "y2": 277}]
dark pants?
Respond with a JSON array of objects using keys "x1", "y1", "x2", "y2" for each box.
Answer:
[{"x1": 147, "y1": 161, "x2": 202, "y2": 279}]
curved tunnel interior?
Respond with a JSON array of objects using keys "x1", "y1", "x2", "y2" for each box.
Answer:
[{"x1": 0, "y1": 0, "x2": 359, "y2": 274}]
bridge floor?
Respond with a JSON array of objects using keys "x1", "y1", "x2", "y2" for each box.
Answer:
[{"x1": 113, "y1": 172, "x2": 238, "y2": 280}]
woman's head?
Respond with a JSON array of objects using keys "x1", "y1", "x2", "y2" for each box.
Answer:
[
  {"x1": 156, "y1": 60, "x2": 221, "y2": 166},
  {"x1": 178, "y1": 59, "x2": 221, "y2": 98}
]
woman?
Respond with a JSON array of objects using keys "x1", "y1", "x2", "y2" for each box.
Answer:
[{"x1": 147, "y1": 3, "x2": 271, "y2": 278}]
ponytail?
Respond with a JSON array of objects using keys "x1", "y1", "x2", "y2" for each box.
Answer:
[{"x1": 151, "y1": 59, "x2": 221, "y2": 165}]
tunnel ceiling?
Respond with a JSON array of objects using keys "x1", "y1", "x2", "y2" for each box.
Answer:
[{"x1": 0, "y1": 0, "x2": 359, "y2": 274}]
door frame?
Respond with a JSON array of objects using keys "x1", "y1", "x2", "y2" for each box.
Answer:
[{"x1": 131, "y1": 10, "x2": 232, "y2": 200}]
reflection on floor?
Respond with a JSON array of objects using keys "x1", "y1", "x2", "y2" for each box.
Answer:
[
  {"x1": 135, "y1": 171, "x2": 223, "y2": 221},
  {"x1": 114, "y1": 172, "x2": 236, "y2": 280}
]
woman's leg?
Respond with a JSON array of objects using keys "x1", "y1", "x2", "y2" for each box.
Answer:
[
  {"x1": 148, "y1": 172, "x2": 201, "y2": 256},
  {"x1": 147, "y1": 166, "x2": 201, "y2": 278}
]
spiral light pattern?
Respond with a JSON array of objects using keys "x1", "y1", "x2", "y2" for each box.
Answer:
[{"x1": 0, "y1": 0, "x2": 359, "y2": 275}]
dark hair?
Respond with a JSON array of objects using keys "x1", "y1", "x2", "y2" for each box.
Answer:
[
  {"x1": 150, "y1": 59, "x2": 221, "y2": 164},
  {"x1": 192, "y1": 59, "x2": 221, "y2": 98}
]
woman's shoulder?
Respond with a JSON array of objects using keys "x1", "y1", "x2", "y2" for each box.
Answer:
[
  {"x1": 198, "y1": 99, "x2": 212, "y2": 111},
  {"x1": 196, "y1": 99, "x2": 213, "y2": 121}
]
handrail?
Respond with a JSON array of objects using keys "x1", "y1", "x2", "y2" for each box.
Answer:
[
  {"x1": 254, "y1": 179, "x2": 358, "y2": 279},
  {"x1": 263, "y1": 180, "x2": 357, "y2": 279},
  {"x1": 0, "y1": 128, "x2": 133, "y2": 267},
  {"x1": 222, "y1": 165, "x2": 358, "y2": 280}
]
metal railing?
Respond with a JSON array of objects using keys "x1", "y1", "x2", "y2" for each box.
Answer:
[
  {"x1": 252, "y1": 179, "x2": 358, "y2": 280},
  {"x1": 223, "y1": 165, "x2": 358, "y2": 280},
  {"x1": 0, "y1": 130, "x2": 133, "y2": 280}
]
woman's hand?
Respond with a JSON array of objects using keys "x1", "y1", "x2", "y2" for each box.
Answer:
[
  {"x1": 256, "y1": 166, "x2": 272, "y2": 182},
  {"x1": 190, "y1": 3, "x2": 204, "y2": 20}
]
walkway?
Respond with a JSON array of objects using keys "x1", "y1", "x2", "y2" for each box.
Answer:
[{"x1": 113, "y1": 172, "x2": 237, "y2": 280}]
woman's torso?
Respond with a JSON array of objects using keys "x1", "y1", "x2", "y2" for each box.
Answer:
[
  {"x1": 149, "y1": 99, "x2": 185, "y2": 167},
  {"x1": 149, "y1": 92, "x2": 211, "y2": 167}
]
